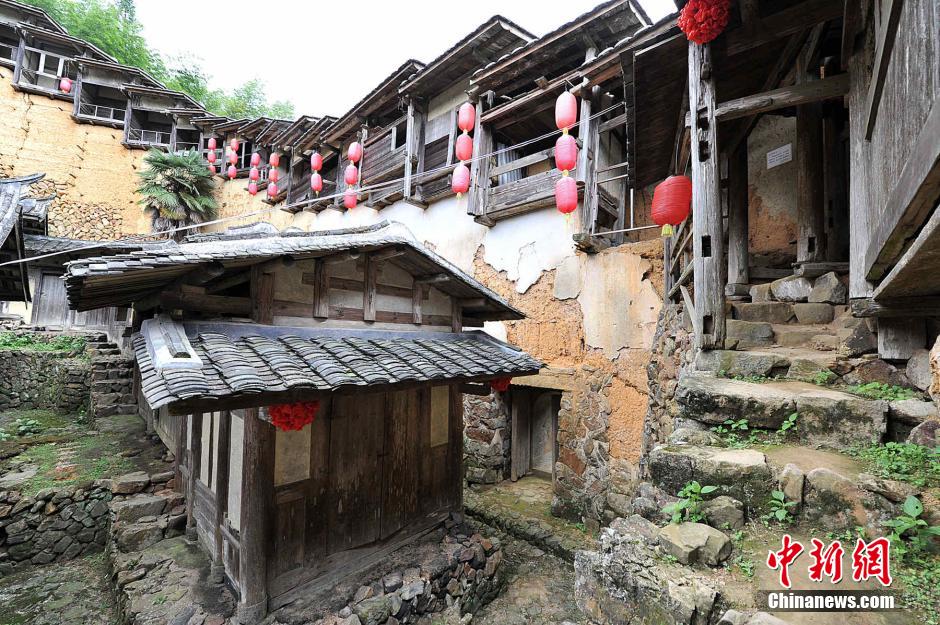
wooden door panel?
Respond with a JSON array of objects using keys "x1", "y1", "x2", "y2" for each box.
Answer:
[{"x1": 382, "y1": 390, "x2": 420, "y2": 538}]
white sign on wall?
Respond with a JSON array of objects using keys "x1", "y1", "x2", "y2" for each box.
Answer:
[{"x1": 766, "y1": 144, "x2": 793, "y2": 169}]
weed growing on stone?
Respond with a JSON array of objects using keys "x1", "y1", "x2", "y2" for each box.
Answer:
[
  {"x1": 761, "y1": 490, "x2": 797, "y2": 525},
  {"x1": 11, "y1": 417, "x2": 43, "y2": 437},
  {"x1": 845, "y1": 381, "x2": 919, "y2": 401},
  {"x1": 850, "y1": 442, "x2": 940, "y2": 487},
  {"x1": 808, "y1": 370, "x2": 836, "y2": 385},
  {"x1": 663, "y1": 481, "x2": 718, "y2": 524},
  {"x1": 776, "y1": 413, "x2": 798, "y2": 438},
  {"x1": 0, "y1": 332, "x2": 86, "y2": 353},
  {"x1": 883, "y1": 496, "x2": 940, "y2": 558},
  {"x1": 882, "y1": 496, "x2": 940, "y2": 625}
]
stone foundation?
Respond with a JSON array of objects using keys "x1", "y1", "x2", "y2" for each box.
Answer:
[
  {"x1": 463, "y1": 392, "x2": 511, "y2": 484},
  {"x1": 0, "y1": 348, "x2": 90, "y2": 414}
]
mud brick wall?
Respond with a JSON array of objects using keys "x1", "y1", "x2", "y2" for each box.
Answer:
[{"x1": 0, "y1": 350, "x2": 90, "y2": 414}]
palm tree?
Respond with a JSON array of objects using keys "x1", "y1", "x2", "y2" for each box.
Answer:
[{"x1": 137, "y1": 149, "x2": 218, "y2": 240}]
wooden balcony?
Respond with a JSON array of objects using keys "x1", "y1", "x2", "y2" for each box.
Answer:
[
  {"x1": 75, "y1": 102, "x2": 125, "y2": 128},
  {"x1": 126, "y1": 127, "x2": 171, "y2": 148},
  {"x1": 361, "y1": 119, "x2": 408, "y2": 208}
]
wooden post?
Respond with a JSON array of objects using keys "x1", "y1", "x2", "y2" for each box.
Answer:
[
  {"x1": 468, "y1": 92, "x2": 494, "y2": 220},
  {"x1": 362, "y1": 253, "x2": 376, "y2": 322},
  {"x1": 451, "y1": 298, "x2": 462, "y2": 333},
  {"x1": 412, "y1": 282, "x2": 424, "y2": 325},
  {"x1": 186, "y1": 413, "x2": 202, "y2": 535},
  {"x1": 878, "y1": 318, "x2": 926, "y2": 360},
  {"x1": 174, "y1": 412, "x2": 186, "y2": 493},
  {"x1": 797, "y1": 101, "x2": 826, "y2": 262},
  {"x1": 403, "y1": 97, "x2": 427, "y2": 203},
  {"x1": 726, "y1": 145, "x2": 750, "y2": 291},
  {"x1": 212, "y1": 410, "x2": 231, "y2": 583},
  {"x1": 237, "y1": 408, "x2": 275, "y2": 624},
  {"x1": 688, "y1": 42, "x2": 725, "y2": 349},
  {"x1": 311, "y1": 259, "x2": 329, "y2": 319},
  {"x1": 251, "y1": 267, "x2": 275, "y2": 324}
]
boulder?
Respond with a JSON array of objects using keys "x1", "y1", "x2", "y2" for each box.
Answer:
[
  {"x1": 352, "y1": 595, "x2": 394, "y2": 625},
  {"x1": 770, "y1": 276, "x2": 812, "y2": 302},
  {"x1": 808, "y1": 272, "x2": 847, "y2": 304},
  {"x1": 658, "y1": 522, "x2": 732, "y2": 566},
  {"x1": 795, "y1": 392, "x2": 887, "y2": 447},
  {"x1": 839, "y1": 323, "x2": 877, "y2": 357},
  {"x1": 907, "y1": 419, "x2": 939, "y2": 447},
  {"x1": 843, "y1": 359, "x2": 909, "y2": 387},
  {"x1": 627, "y1": 482, "x2": 679, "y2": 523},
  {"x1": 725, "y1": 320, "x2": 775, "y2": 350},
  {"x1": 110, "y1": 495, "x2": 167, "y2": 524},
  {"x1": 906, "y1": 349, "x2": 932, "y2": 391},
  {"x1": 811, "y1": 334, "x2": 840, "y2": 351},
  {"x1": 701, "y1": 496, "x2": 745, "y2": 530},
  {"x1": 889, "y1": 399, "x2": 936, "y2": 426},
  {"x1": 792, "y1": 303, "x2": 834, "y2": 325},
  {"x1": 749, "y1": 283, "x2": 775, "y2": 303},
  {"x1": 668, "y1": 427, "x2": 724, "y2": 447},
  {"x1": 695, "y1": 350, "x2": 787, "y2": 378},
  {"x1": 111, "y1": 472, "x2": 150, "y2": 495},
  {"x1": 116, "y1": 520, "x2": 164, "y2": 552},
  {"x1": 777, "y1": 464, "x2": 804, "y2": 511},
  {"x1": 802, "y1": 468, "x2": 896, "y2": 532},
  {"x1": 857, "y1": 473, "x2": 919, "y2": 504}
]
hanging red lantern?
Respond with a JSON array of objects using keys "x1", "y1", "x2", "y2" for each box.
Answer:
[
  {"x1": 269, "y1": 401, "x2": 320, "y2": 431},
  {"x1": 249, "y1": 166, "x2": 260, "y2": 181},
  {"x1": 451, "y1": 163, "x2": 470, "y2": 196},
  {"x1": 347, "y1": 141, "x2": 363, "y2": 164},
  {"x1": 207, "y1": 137, "x2": 217, "y2": 151},
  {"x1": 555, "y1": 134, "x2": 579, "y2": 173},
  {"x1": 344, "y1": 163, "x2": 359, "y2": 185},
  {"x1": 311, "y1": 173, "x2": 323, "y2": 194},
  {"x1": 227, "y1": 165, "x2": 237, "y2": 180},
  {"x1": 457, "y1": 102, "x2": 475, "y2": 132},
  {"x1": 229, "y1": 138, "x2": 239, "y2": 152},
  {"x1": 490, "y1": 377, "x2": 512, "y2": 392},
  {"x1": 207, "y1": 151, "x2": 217, "y2": 164},
  {"x1": 269, "y1": 152, "x2": 281, "y2": 168},
  {"x1": 248, "y1": 181, "x2": 258, "y2": 196},
  {"x1": 555, "y1": 176, "x2": 578, "y2": 215},
  {"x1": 651, "y1": 175, "x2": 693, "y2": 236},
  {"x1": 344, "y1": 189, "x2": 358, "y2": 209},
  {"x1": 208, "y1": 164, "x2": 216, "y2": 175},
  {"x1": 268, "y1": 182, "x2": 279, "y2": 197},
  {"x1": 677, "y1": 0, "x2": 730, "y2": 44},
  {"x1": 555, "y1": 91, "x2": 578, "y2": 131},
  {"x1": 269, "y1": 168, "x2": 280, "y2": 183},
  {"x1": 455, "y1": 133, "x2": 473, "y2": 162},
  {"x1": 310, "y1": 152, "x2": 323, "y2": 172},
  {"x1": 250, "y1": 152, "x2": 261, "y2": 167},
  {"x1": 59, "y1": 77, "x2": 72, "y2": 93},
  {"x1": 227, "y1": 151, "x2": 238, "y2": 165}
]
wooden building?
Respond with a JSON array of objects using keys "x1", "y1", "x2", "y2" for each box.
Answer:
[{"x1": 63, "y1": 221, "x2": 542, "y2": 622}]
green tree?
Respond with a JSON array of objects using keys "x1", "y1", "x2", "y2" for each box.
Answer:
[{"x1": 137, "y1": 149, "x2": 218, "y2": 240}]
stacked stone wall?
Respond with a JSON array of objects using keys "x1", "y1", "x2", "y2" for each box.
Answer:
[
  {"x1": 463, "y1": 393, "x2": 511, "y2": 484},
  {"x1": 0, "y1": 349, "x2": 90, "y2": 414}
]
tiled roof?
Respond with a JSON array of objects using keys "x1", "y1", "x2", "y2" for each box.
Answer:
[
  {"x1": 0, "y1": 173, "x2": 45, "y2": 300},
  {"x1": 136, "y1": 319, "x2": 542, "y2": 411}
]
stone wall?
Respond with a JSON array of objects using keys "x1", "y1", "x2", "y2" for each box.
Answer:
[
  {"x1": 0, "y1": 66, "x2": 150, "y2": 239},
  {"x1": 0, "y1": 349, "x2": 90, "y2": 414},
  {"x1": 463, "y1": 392, "x2": 511, "y2": 484}
]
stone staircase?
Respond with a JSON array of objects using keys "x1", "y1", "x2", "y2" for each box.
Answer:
[{"x1": 87, "y1": 336, "x2": 138, "y2": 421}]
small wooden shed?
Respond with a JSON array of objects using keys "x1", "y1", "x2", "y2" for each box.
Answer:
[{"x1": 64, "y1": 221, "x2": 542, "y2": 622}]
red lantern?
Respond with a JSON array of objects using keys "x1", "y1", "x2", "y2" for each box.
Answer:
[
  {"x1": 490, "y1": 377, "x2": 512, "y2": 392},
  {"x1": 555, "y1": 91, "x2": 577, "y2": 131},
  {"x1": 310, "y1": 152, "x2": 323, "y2": 171},
  {"x1": 207, "y1": 137, "x2": 217, "y2": 150},
  {"x1": 268, "y1": 182, "x2": 279, "y2": 197},
  {"x1": 451, "y1": 163, "x2": 470, "y2": 196},
  {"x1": 678, "y1": 0, "x2": 730, "y2": 45},
  {"x1": 269, "y1": 168, "x2": 280, "y2": 183},
  {"x1": 457, "y1": 102, "x2": 475, "y2": 132},
  {"x1": 59, "y1": 77, "x2": 71, "y2": 93},
  {"x1": 229, "y1": 138, "x2": 239, "y2": 152},
  {"x1": 269, "y1": 401, "x2": 319, "y2": 431},
  {"x1": 344, "y1": 189, "x2": 358, "y2": 209},
  {"x1": 651, "y1": 175, "x2": 692, "y2": 236},
  {"x1": 269, "y1": 152, "x2": 281, "y2": 168},
  {"x1": 455, "y1": 133, "x2": 473, "y2": 162},
  {"x1": 249, "y1": 166, "x2": 260, "y2": 181},
  {"x1": 250, "y1": 152, "x2": 261, "y2": 167},
  {"x1": 207, "y1": 151, "x2": 217, "y2": 164},
  {"x1": 344, "y1": 163, "x2": 359, "y2": 185},
  {"x1": 227, "y1": 151, "x2": 238, "y2": 165},
  {"x1": 227, "y1": 165, "x2": 237, "y2": 180},
  {"x1": 248, "y1": 181, "x2": 258, "y2": 196},
  {"x1": 208, "y1": 164, "x2": 216, "y2": 175},
  {"x1": 311, "y1": 172, "x2": 323, "y2": 194},
  {"x1": 555, "y1": 175, "x2": 577, "y2": 215},
  {"x1": 347, "y1": 141, "x2": 363, "y2": 164},
  {"x1": 555, "y1": 134, "x2": 578, "y2": 172}
]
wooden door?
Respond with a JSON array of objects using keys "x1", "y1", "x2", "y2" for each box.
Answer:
[
  {"x1": 510, "y1": 389, "x2": 531, "y2": 481},
  {"x1": 530, "y1": 393, "x2": 556, "y2": 476},
  {"x1": 381, "y1": 390, "x2": 420, "y2": 539},
  {"x1": 31, "y1": 271, "x2": 68, "y2": 327}
]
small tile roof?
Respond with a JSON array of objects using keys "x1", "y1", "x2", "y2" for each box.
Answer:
[
  {"x1": 136, "y1": 319, "x2": 542, "y2": 412},
  {"x1": 0, "y1": 173, "x2": 46, "y2": 301}
]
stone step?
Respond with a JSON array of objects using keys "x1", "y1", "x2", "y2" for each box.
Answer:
[
  {"x1": 771, "y1": 324, "x2": 825, "y2": 348},
  {"x1": 695, "y1": 347, "x2": 841, "y2": 380},
  {"x1": 731, "y1": 301, "x2": 837, "y2": 326},
  {"x1": 92, "y1": 403, "x2": 138, "y2": 418},
  {"x1": 675, "y1": 372, "x2": 887, "y2": 447}
]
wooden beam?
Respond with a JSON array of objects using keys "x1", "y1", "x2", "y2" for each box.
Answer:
[
  {"x1": 150, "y1": 291, "x2": 252, "y2": 316},
  {"x1": 727, "y1": 145, "x2": 749, "y2": 287},
  {"x1": 724, "y1": 0, "x2": 843, "y2": 55},
  {"x1": 864, "y1": 100, "x2": 940, "y2": 281},
  {"x1": 211, "y1": 410, "x2": 231, "y2": 583},
  {"x1": 362, "y1": 253, "x2": 376, "y2": 322},
  {"x1": 204, "y1": 269, "x2": 250, "y2": 294},
  {"x1": 685, "y1": 73, "x2": 850, "y2": 126},
  {"x1": 414, "y1": 273, "x2": 450, "y2": 285},
  {"x1": 850, "y1": 296, "x2": 940, "y2": 318},
  {"x1": 186, "y1": 413, "x2": 202, "y2": 533},
  {"x1": 237, "y1": 408, "x2": 274, "y2": 623},
  {"x1": 469, "y1": 92, "x2": 494, "y2": 219},
  {"x1": 797, "y1": 100, "x2": 826, "y2": 262},
  {"x1": 840, "y1": 0, "x2": 862, "y2": 70},
  {"x1": 863, "y1": 0, "x2": 904, "y2": 140},
  {"x1": 451, "y1": 297, "x2": 462, "y2": 333},
  {"x1": 250, "y1": 267, "x2": 275, "y2": 324},
  {"x1": 412, "y1": 282, "x2": 424, "y2": 325},
  {"x1": 688, "y1": 42, "x2": 725, "y2": 349},
  {"x1": 459, "y1": 383, "x2": 491, "y2": 396}
]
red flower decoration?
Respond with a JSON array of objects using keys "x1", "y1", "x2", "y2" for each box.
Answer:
[
  {"x1": 490, "y1": 377, "x2": 512, "y2": 392},
  {"x1": 268, "y1": 401, "x2": 320, "y2": 431},
  {"x1": 677, "y1": 0, "x2": 730, "y2": 44}
]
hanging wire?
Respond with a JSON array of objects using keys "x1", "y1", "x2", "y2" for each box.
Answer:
[{"x1": 0, "y1": 102, "x2": 625, "y2": 268}]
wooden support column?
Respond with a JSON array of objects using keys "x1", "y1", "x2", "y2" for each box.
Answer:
[
  {"x1": 468, "y1": 91, "x2": 494, "y2": 220},
  {"x1": 878, "y1": 317, "x2": 926, "y2": 360},
  {"x1": 250, "y1": 266, "x2": 275, "y2": 324},
  {"x1": 186, "y1": 413, "x2": 202, "y2": 535},
  {"x1": 688, "y1": 42, "x2": 725, "y2": 349},
  {"x1": 237, "y1": 408, "x2": 275, "y2": 624},
  {"x1": 311, "y1": 259, "x2": 329, "y2": 319},
  {"x1": 797, "y1": 101, "x2": 826, "y2": 262},
  {"x1": 362, "y1": 253, "x2": 376, "y2": 322},
  {"x1": 726, "y1": 145, "x2": 750, "y2": 291},
  {"x1": 174, "y1": 412, "x2": 186, "y2": 494},
  {"x1": 403, "y1": 97, "x2": 427, "y2": 204},
  {"x1": 211, "y1": 410, "x2": 231, "y2": 583}
]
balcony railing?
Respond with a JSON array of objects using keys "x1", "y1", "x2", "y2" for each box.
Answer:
[
  {"x1": 79, "y1": 102, "x2": 125, "y2": 122},
  {"x1": 127, "y1": 127, "x2": 171, "y2": 146},
  {"x1": 0, "y1": 41, "x2": 15, "y2": 66},
  {"x1": 175, "y1": 141, "x2": 199, "y2": 153},
  {"x1": 19, "y1": 68, "x2": 69, "y2": 94}
]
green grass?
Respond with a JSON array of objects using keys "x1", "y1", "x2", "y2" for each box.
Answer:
[
  {"x1": 845, "y1": 382, "x2": 920, "y2": 401},
  {"x1": 897, "y1": 554, "x2": 940, "y2": 625},
  {"x1": 0, "y1": 332, "x2": 86, "y2": 353},
  {"x1": 12, "y1": 434, "x2": 135, "y2": 496},
  {"x1": 849, "y1": 442, "x2": 940, "y2": 487}
]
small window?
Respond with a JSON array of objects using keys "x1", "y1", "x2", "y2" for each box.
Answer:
[{"x1": 392, "y1": 118, "x2": 407, "y2": 151}]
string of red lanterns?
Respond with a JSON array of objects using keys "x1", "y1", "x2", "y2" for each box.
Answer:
[
  {"x1": 267, "y1": 152, "x2": 281, "y2": 199},
  {"x1": 554, "y1": 91, "x2": 579, "y2": 216},
  {"x1": 677, "y1": 0, "x2": 730, "y2": 44},
  {"x1": 451, "y1": 102, "x2": 475, "y2": 197},
  {"x1": 344, "y1": 140, "x2": 363, "y2": 209},
  {"x1": 247, "y1": 151, "x2": 261, "y2": 195},
  {"x1": 310, "y1": 152, "x2": 323, "y2": 195},
  {"x1": 226, "y1": 138, "x2": 239, "y2": 180},
  {"x1": 268, "y1": 401, "x2": 320, "y2": 432},
  {"x1": 58, "y1": 77, "x2": 71, "y2": 93},
  {"x1": 206, "y1": 136, "x2": 218, "y2": 175}
]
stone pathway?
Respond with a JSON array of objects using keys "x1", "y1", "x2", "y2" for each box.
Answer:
[{"x1": 0, "y1": 552, "x2": 118, "y2": 625}]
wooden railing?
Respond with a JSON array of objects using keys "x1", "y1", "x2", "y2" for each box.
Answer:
[
  {"x1": 664, "y1": 216, "x2": 694, "y2": 305},
  {"x1": 0, "y1": 41, "x2": 15, "y2": 65},
  {"x1": 79, "y1": 102, "x2": 125, "y2": 121},
  {"x1": 127, "y1": 127, "x2": 171, "y2": 146},
  {"x1": 361, "y1": 119, "x2": 407, "y2": 183},
  {"x1": 483, "y1": 148, "x2": 561, "y2": 219}
]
